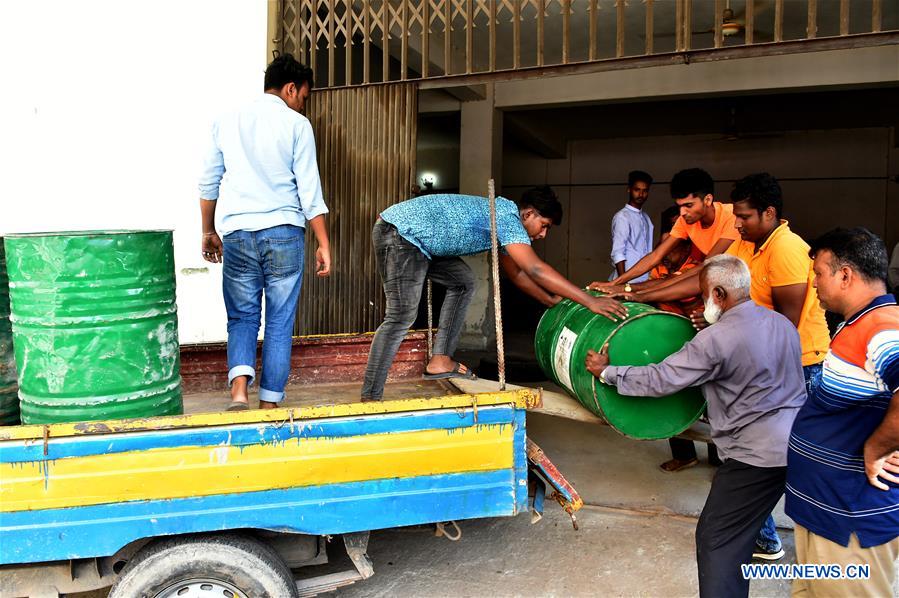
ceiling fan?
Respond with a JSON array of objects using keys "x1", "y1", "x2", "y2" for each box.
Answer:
[{"x1": 650, "y1": 0, "x2": 773, "y2": 40}]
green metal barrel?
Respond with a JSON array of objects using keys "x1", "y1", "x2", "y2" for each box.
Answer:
[
  {"x1": 0, "y1": 240, "x2": 19, "y2": 425},
  {"x1": 536, "y1": 298, "x2": 705, "y2": 440},
  {"x1": 5, "y1": 231, "x2": 183, "y2": 424}
]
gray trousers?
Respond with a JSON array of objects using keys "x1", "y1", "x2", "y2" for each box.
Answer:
[{"x1": 361, "y1": 220, "x2": 475, "y2": 400}]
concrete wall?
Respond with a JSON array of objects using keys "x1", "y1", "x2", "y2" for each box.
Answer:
[
  {"x1": 1, "y1": 1, "x2": 267, "y2": 343},
  {"x1": 504, "y1": 128, "x2": 898, "y2": 286}
]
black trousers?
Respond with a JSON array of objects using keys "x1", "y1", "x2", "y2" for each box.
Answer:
[
  {"x1": 695, "y1": 459, "x2": 787, "y2": 598},
  {"x1": 669, "y1": 437, "x2": 720, "y2": 465}
]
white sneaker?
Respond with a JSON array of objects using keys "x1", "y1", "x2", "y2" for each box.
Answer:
[{"x1": 752, "y1": 546, "x2": 785, "y2": 561}]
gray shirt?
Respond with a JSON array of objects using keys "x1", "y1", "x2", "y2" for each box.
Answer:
[{"x1": 604, "y1": 300, "x2": 806, "y2": 467}]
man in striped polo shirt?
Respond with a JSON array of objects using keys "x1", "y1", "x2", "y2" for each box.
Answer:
[{"x1": 786, "y1": 227, "x2": 899, "y2": 597}]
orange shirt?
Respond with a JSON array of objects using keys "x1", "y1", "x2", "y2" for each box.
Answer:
[
  {"x1": 726, "y1": 221, "x2": 830, "y2": 366},
  {"x1": 651, "y1": 258, "x2": 702, "y2": 316},
  {"x1": 669, "y1": 202, "x2": 739, "y2": 257},
  {"x1": 650, "y1": 258, "x2": 700, "y2": 280}
]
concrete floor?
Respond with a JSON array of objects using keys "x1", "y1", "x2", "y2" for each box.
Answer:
[
  {"x1": 293, "y1": 409, "x2": 794, "y2": 598},
  {"x1": 70, "y1": 379, "x2": 797, "y2": 597},
  {"x1": 305, "y1": 506, "x2": 793, "y2": 598}
]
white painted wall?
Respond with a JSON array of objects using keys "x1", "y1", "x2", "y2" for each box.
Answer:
[{"x1": 0, "y1": 1, "x2": 268, "y2": 343}]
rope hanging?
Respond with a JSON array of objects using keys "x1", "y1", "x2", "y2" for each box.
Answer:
[
  {"x1": 426, "y1": 278, "x2": 433, "y2": 359},
  {"x1": 488, "y1": 178, "x2": 506, "y2": 390}
]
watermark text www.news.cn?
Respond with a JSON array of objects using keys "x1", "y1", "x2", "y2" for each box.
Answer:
[{"x1": 742, "y1": 563, "x2": 870, "y2": 580}]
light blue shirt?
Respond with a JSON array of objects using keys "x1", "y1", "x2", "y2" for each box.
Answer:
[
  {"x1": 198, "y1": 94, "x2": 328, "y2": 235},
  {"x1": 380, "y1": 194, "x2": 531, "y2": 259},
  {"x1": 609, "y1": 204, "x2": 653, "y2": 282}
]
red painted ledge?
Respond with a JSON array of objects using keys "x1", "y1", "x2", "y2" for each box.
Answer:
[{"x1": 179, "y1": 331, "x2": 430, "y2": 393}]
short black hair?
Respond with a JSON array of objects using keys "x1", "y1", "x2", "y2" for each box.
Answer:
[
  {"x1": 264, "y1": 54, "x2": 315, "y2": 91},
  {"x1": 628, "y1": 170, "x2": 653, "y2": 187},
  {"x1": 808, "y1": 227, "x2": 888, "y2": 284},
  {"x1": 670, "y1": 168, "x2": 714, "y2": 200},
  {"x1": 660, "y1": 205, "x2": 681, "y2": 234},
  {"x1": 518, "y1": 185, "x2": 563, "y2": 226},
  {"x1": 731, "y1": 173, "x2": 783, "y2": 219}
]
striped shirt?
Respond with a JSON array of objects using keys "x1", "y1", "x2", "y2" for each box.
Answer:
[{"x1": 785, "y1": 294, "x2": 899, "y2": 548}]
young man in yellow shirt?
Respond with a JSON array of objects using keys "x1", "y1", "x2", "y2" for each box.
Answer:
[{"x1": 722, "y1": 173, "x2": 830, "y2": 385}]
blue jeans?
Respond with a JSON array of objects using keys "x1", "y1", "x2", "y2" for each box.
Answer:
[
  {"x1": 222, "y1": 225, "x2": 305, "y2": 404},
  {"x1": 803, "y1": 362, "x2": 822, "y2": 398},
  {"x1": 756, "y1": 515, "x2": 781, "y2": 552}
]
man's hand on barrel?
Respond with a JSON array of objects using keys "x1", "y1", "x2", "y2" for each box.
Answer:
[
  {"x1": 608, "y1": 291, "x2": 637, "y2": 302},
  {"x1": 201, "y1": 232, "x2": 223, "y2": 263},
  {"x1": 688, "y1": 308, "x2": 710, "y2": 331},
  {"x1": 585, "y1": 349, "x2": 610, "y2": 378},
  {"x1": 586, "y1": 295, "x2": 628, "y2": 321},
  {"x1": 587, "y1": 281, "x2": 621, "y2": 294}
]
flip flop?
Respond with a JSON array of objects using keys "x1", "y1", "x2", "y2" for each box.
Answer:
[
  {"x1": 423, "y1": 362, "x2": 477, "y2": 381},
  {"x1": 226, "y1": 401, "x2": 250, "y2": 412}
]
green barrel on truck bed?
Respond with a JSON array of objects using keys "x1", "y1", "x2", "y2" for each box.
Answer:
[
  {"x1": 4, "y1": 231, "x2": 183, "y2": 424},
  {"x1": 535, "y1": 298, "x2": 705, "y2": 440},
  {"x1": 0, "y1": 240, "x2": 19, "y2": 425}
]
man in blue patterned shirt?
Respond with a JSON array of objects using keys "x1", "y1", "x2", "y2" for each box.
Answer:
[{"x1": 361, "y1": 186, "x2": 626, "y2": 401}]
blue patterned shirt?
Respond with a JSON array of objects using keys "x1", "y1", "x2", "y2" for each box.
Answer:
[{"x1": 380, "y1": 194, "x2": 531, "y2": 259}]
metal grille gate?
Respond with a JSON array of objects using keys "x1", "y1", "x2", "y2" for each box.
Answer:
[{"x1": 295, "y1": 83, "x2": 418, "y2": 335}]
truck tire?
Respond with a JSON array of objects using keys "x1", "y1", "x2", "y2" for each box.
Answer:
[{"x1": 108, "y1": 533, "x2": 299, "y2": 598}]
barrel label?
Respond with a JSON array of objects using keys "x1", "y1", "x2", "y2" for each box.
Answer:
[{"x1": 553, "y1": 326, "x2": 578, "y2": 394}]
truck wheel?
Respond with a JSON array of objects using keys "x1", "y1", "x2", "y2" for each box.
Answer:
[{"x1": 108, "y1": 533, "x2": 299, "y2": 598}]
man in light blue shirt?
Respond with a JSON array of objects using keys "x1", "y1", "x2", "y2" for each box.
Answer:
[
  {"x1": 609, "y1": 170, "x2": 654, "y2": 282},
  {"x1": 198, "y1": 54, "x2": 331, "y2": 411},
  {"x1": 361, "y1": 187, "x2": 627, "y2": 402}
]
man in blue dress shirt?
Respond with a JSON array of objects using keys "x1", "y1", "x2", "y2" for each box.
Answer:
[
  {"x1": 198, "y1": 54, "x2": 331, "y2": 411},
  {"x1": 361, "y1": 186, "x2": 626, "y2": 402},
  {"x1": 609, "y1": 170, "x2": 654, "y2": 281}
]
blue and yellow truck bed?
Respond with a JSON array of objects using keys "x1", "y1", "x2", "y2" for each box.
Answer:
[{"x1": 0, "y1": 389, "x2": 580, "y2": 597}]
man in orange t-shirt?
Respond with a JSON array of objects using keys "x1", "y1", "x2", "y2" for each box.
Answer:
[{"x1": 590, "y1": 168, "x2": 738, "y2": 296}]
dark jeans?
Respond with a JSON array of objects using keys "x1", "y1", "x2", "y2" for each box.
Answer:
[
  {"x1": 696, "y1": 459, "x2": 787, "y2": 598},
  {"x1": 361, "y1": 220, "x2": 475, "y2": 400}
]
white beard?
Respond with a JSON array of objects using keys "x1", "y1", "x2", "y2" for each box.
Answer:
[{"x1": 703, "y1": 296, "x2": 723, "y2": 325}]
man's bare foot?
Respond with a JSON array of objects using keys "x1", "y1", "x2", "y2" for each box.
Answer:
[
  {"x1": 659, "y1": 458, "x2": 699, "y2": 473},
  {"x1": 259, "y1": 400, "x2": 279, "y2": 410},
  {"x1": 424, "y1": 354, "x2": 477, "y2": 379}
]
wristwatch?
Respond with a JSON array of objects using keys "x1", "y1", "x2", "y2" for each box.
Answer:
[
  {"x1": 623, "y1": 284, "x2": 632, "y2": 293},
  {"x1": 599, "y1": 368, "x2": 609, "y2": 385}
]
